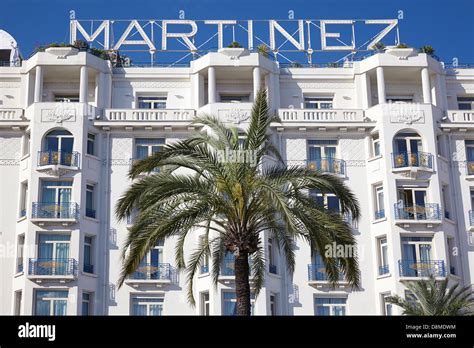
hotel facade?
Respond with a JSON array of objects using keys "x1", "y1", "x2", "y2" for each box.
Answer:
[{"x1": 1, "y1": 27, "x2": 474, "y2": 316}]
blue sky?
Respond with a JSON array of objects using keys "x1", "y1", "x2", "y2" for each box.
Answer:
[{"x1": 1, "y1": 0, "x2": 473, "y2": 65}]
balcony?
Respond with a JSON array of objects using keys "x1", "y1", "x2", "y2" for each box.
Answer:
[
  {"x1": 392, "y1": 151, "x2": 433, "y2": 174},
  {"x1": 31, "y1": 202, "x2": 79, "y2": 225},
  {"x1": 37, "y1": 150, "x2": 80, "y2": 176},
  {"x1": 288, "y1": 158, "x2": 345, "y2": 176},
  {"x1": 269, "y1": 264, "x2": 277, "y2": 274},
  {"x1": 278, "y1": 109, "x2": 364, "y2": 123},
  {"x1": 307, "y1": 264, "x2": 347, "y2": 288},
  {"x1": 218, "y1": 254, "x2": 254, "y2": 283},
  {"x1": 393, "y1": 203, "x2": 441, "y2": 225},
  {"x1": 398, "y1": 260, "x2": 446, "y2": 279},
  {"x1": 125, "y1": 263, "x2": 172, "y2": 287},
  {"x1": 0, "y1": 108, "x2": 24, "y2": 121},
  {"x1": 28, "y1": 258, "x2": 78, "y2": 282},
  {"x1": 101, "y1": 109, "x2": 195, "y2": 129},
  {"x1": 446, "y1": 110, "x2": 474, "y2": 123}
]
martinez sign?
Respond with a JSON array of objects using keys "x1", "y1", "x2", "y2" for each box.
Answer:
[{"x1": 70, "y1": 19, "x2": 399, "y2": 54}]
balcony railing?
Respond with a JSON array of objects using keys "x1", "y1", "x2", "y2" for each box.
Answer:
[
  {"x1": 129, "y1": 158, "x2": 160, "y2": 173},
  {"x1": 83, "y1": 264, "x2": 94, "y2": 274},
  {"x1": 398, "y1": 260, "x2": 446, "y2": 278},
  {"x1": 28, "y1": 258, "x2": 78, "y2": 277},
  {"x1": 394, "y1": 203, "x2": 441, "y2": 221},
  {"x1": 378, "y1": 264, "x2": 390, "y2": 276},
  {"x1": 129, "y1": 263, "x2": 171, "y2": 280},
  {"x1": 269, "y1": 264, "x2": 277, "y2": 274},
  {"x1": 392, "y1": 152, "x2": 433, "y2": 170},
  {"x1": 105, "y1": 109, "x2": 195, "y2": 121},
  {"x1": 220, "y1": 254, "x2": 253, "y2": 276},
  {"x1": 307, "y1": 264, "x2": 345, "y2": 282},
  {"x1": 374, "y1": 209, "x2": 385, "y2": 220},
  {"x1": 446, "y1": 110, "x2": 474, "y2": 122},
  {"x1": 278, "y1": 109, "x2": 364, "y2": 122},
  {"x1": 470, "y1": 211, "x2": 474, "y2": 227},
  {"x1": 85, "y1": 208, "x2": 96, "y2": 219},
  {"x1": 291, "y1": 158, "x2": 345, "y2": 175},
  {"x1": 466, "y1": 161, "x2": 474, "y2": 175},
  {"x1": 200, "y1": 265, "x2": 209, "y2": 274},
  {"x1": 38, "y1": 150, "x2": 79, "y2": 167},
  {"x1": 0, "y1": 108, "x2": 24, "y2": 120},
  {"x1": 32, "y1": 202, "x2": 79, "y2": 220}
]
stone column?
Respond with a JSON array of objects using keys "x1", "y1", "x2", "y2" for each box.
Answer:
[
  {"x1": 208, "y1": 67, "x2": 216, "y2": 104},
  {"x1": 80, "y1": 66, "x2": 89, "y2": 103},
  {"x1": 376, "y1": 66, "x2": 386, "y2": 104},
  {"x1": 421, "y1": 67, "x2": 432, "y2": 104},
  {"x1": 34, "y1": 66, "x2": 43, "y2": 103}
]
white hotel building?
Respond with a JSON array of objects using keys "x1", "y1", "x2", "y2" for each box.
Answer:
[{"x1": 0, "y1": 27, "x2": 474, "y2": 316}]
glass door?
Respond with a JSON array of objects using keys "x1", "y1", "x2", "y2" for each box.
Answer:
[
  {"x1": 397, "y1": 188, "x2": 427, "y2": 219},
  {"x1": 401, "y1": 237, "x2": 433, "y2": 277},
  {"x1": 38, "y1": 234, "x2": 70, "y2": 275},
  {"x1": 41, "y1": 181, "x2": 72, "y2": 218},
  {"x1": 44, "y1": 130, "x2": 74, "y2": 165}
]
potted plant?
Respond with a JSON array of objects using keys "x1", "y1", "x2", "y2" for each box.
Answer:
[
  {"x1": 386, "y1": 43, "x2": 416, "y2": 59},
  {"x1": 257, "y1": 44, "x2": 269, "y2": 58},
  {"x1": 218, "y1": 41, "x2": 248, "y2": 58},
  {"x1": 419, "y1": 45, "x2": 435, "y2": 56},
  {"x1": 373, "y1": 42, "x2": 386, "y2": 53},
  {"x1": 44, "y1": 42, "x2": 78, "y2": 58},
  {"x1": 73, "y1": 40, "x2": 90, "y2": 52}
]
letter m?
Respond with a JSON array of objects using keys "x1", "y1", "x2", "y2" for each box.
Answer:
[{"x1": 70, "y1": 20, "x2": 110, "y2": 49}]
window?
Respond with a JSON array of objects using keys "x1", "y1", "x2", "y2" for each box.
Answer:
[
  {"x1": 134, "y1": 240, "x2": 164, "y2": 279},
  {"x1": 17, "y1": 235, "x2": 24, "y2": 273},
  {"x1": 442, "y1": 185, "x2": 451, "y2": 219},
  {"x1": 131, "y1": 296, "x2": 163, "y2": 316},
  {"x1": 458, "y1": 96, "x2": 474, "y2": 110},
  {"x1": 135, "y1": 138, "x2": 165, "y2": 160},
  {"x1": 35, "y1": 290, "x2": 68, "y2": 316},
  {"x1": 307, "y1": 140, "x2": 342, "y2": 174},
  {"x1": 270, "y1": 293, "x2": 278, "y2": 316},
  {"x1": 310, "y1": 190, "x2": 340, "y2": 213},
  {"x1": 400, "y1": 236, "x2": 434, "y2": 277},
  {"x1": 374, "y1": 185, "x2": 385, "y2": 220},
  {"x1": 222, "y1": 292, "x2": 255, "y2": 316},
  {"x1": 14, "y1": 290, "x2": 22, "y2": 315},
  {"x1": 304, "y1": 96, "x2": 333, "y2": 109},
  {"x1": 447, "y1": 237, "x2": 457, "y2": 275},
  {"x1": 54, "y1": 95, "x2": 79, "y2": 102},
  {"x1": 22, "y1": 133, "x2": 30, "y2": 156},
  {"x1": 466, "y1": 140, "x2": 474, "y2": 163},
  {"x1": 220, "y1": 94, "x2": 250, "y2": 103},
  {"x1": 377, "y1": 237, "x2": 389, "y2": 275},
  {"x1": 38, "y1": 181, "x2": 73, "y2": 218},
  {"x1": 201, "y1": 292, "x2": 210, "y2": 316},
  {"x1": 314, "y1": 297, "x2": 347, "y2": 316},
  {"x1": 83, "y1": 236, "x2": 94, "y2": 274},
  {"x1": 87, "y1": 133, "x2": 96, "y2": 156},
  {"x1": 40, "y1": 130, "x2": 75, "y2": 167},
  {"x1": 393, "y1": 132, "x2": 424, "y2": 167},
  {"x1": 381, "y1": 293, "x2": 393, "y2": 316},
  {"x1": 371, "y1": 133, "x2": 380, "y2": 157},
  {"x1": 200, "y1": 236, "x2": 209, "y2": 274},
  {"x1": 387, "y1": 96, "x2": 413, "y2": 103},
  {"x1": 268, "y1": 238, "x2": 277, "y2": 274},
  {"x1": 82, "y1": 292, "x2": 92, "y2": 316},
  {"x1": 86, "y1": 184, "x2": 96, "y2": 218},
  {"x1": 19, "y1": 181, "x2": 28, "y2": 218},
  {"x1": 36, "y1": 234, "x2": 71, "y2": 275},
  {"x1": 137, "y1": 96, "x2": 167, "y2": 109},
  {"x1": 396, "y1": 187, "x2": 431, "y2": 220}
]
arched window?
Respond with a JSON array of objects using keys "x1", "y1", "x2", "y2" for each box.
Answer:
[
  {"x1": 39, "y1": 129, "x2": 75, "y2": 166},
  {"x1": 392, "y1": 131, "x2": 428, "y2": 168}
]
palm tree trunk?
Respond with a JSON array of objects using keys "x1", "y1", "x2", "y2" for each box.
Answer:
[{"x1": 234, "y1": 251, "x2": 251, "y2": 316}]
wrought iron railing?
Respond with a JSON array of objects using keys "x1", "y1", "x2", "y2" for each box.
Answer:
[
  {"x1": 83, "y1": 264, "x2": 94, "y2": 274},
  {"x1": 398, "y1": 260, "x2": 446, "y2": 278},
  {"x1": 306, "y1": 158, "x2": 345, "y2": 175},
  {"x1": 29, "y1": 258, "x2": 78, "y2": 276},
  {"x1": 200, "y1": 264, "x2": 209, "y2": 274},
  {"x1": 470, "y1": 210, "x2": 474, "y2": 227},
  {"x1": 307, "y1": 264, "x2": 345, "y2": 281},
  {"x1": 129, "y1": 263, "x2": 171, "y2": 280},
  {"x1": 269, "y1": 264, "x2": 277, "y2": 274},
  {"x1": 392, "y1": 151, "x2": 433, "y2": 169},
  {"x1": 32, "y1": 202, "x2": 79, "y2": 219},
  {"x1": 374, "y1": 209, "x2": 385, "y2": 220},
  {"x1": 220, "y1": 254, "x2": 253, "y2": 276},
  {"x1": 85, "y1": 208, "x2": 96, "y2": 219},
  {"x1": 378, "y1": 264, "x2": 389, "y2": 276},
  {"x1": 38, "y1": 150, "x2": 79, "y2": 167},
  {"x1": 394, "y1": 203, "x2": 441, "y2": 221}
]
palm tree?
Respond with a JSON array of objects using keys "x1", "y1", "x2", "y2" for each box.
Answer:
[
  {"x1": 115, "y1": 89, "x2": 361, "y2": 316},
  {"x1": 386, "y1": 275, "x2": 474, "y2": 316}
]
